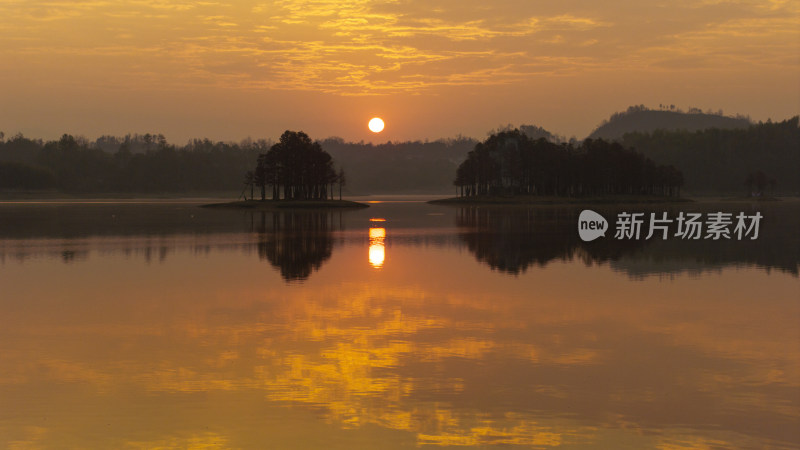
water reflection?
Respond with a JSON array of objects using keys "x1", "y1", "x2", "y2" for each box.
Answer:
[
  {"x1": 0, "y1": 201, "x2": 798, "y2": 448},
  {"x1": 369, "y1": 227, "x2": 386, "y2": 268},
  {"x1": 456, "y1": 204, "x2": 800, "y2": 277},
  {"x1": 255, "y1": 211, "x2": 341, "y2": 282},
  {"x1": 3, "y1": 202, "x2": 797, "y2": 280}
]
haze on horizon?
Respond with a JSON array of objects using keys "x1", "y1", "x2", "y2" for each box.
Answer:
[{"x1": 1, "y1": 0, "x2": 798, "y2": 144}]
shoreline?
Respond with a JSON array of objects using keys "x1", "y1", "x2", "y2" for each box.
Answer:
[
  {"x1": 0, "y1": 191, "x2": 791, "y2": 205},
  {"x1": 0, "y1": 190, "x2": 240, "y2": 201},
  {"x1": 428, "y1": 195, "x2": 696, "y2": 206},
  {"x1": 428, "y1": 195, "x2": 796, "y2": 206},
  {"x1": 200, "y1": 199, "x2": 370, "y2": 210}
]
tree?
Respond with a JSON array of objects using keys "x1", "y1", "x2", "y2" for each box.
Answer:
[
  {"x1": 253, "y1": 130, "x2": 339, "y2": 201},
  {"x1": 745, "y1": 170, "x2": 768, "y2": 196},
  {"x1": 243, "y1": 170, "x2": 254, "y2": 200},
  {"x1": 453, "y1": 129, "x2": 683, "y2": 198},
  {"x1": 254, "y1": 154, "x2": 268, "y2": 200},
  {"x1": 0, "y1": 161, "x2": 56, "y2": 189},
  {"x1": 337, "y1": 168, "x2": 346, "y2": 200}
]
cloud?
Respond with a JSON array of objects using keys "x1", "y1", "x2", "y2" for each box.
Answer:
[{"x1": 0, "y1": 0, "x2": 797, "y2": 96}]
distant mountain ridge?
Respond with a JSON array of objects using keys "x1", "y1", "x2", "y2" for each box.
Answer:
[{"x1": 589, "y1": 105, "x2": 751, "y2": 140}]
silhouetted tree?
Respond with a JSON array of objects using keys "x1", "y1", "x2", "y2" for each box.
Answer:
[
  {"x1": 453, "y1": 130, "x2": 682, "y2": 198},
  {"x1": 337, "y1": 168, "x2": 346, "y2": 200},
  {"x1": 255, "y1": 130, "x2": 338, "y2": 201},
  {"x1": 745, "y1": 170, "x2": 769, "y2": 197},
  {"x1": 0, "y1": 161, "x2": 56, "y2": 189},
  {"x1": 243, "y1": 170, "x2": 254, "y2": 200}
]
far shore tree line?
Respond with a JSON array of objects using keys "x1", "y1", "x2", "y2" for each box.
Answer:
[
  {"x1": 621, "y1": 117, "x2": 799, "y2": 195},
  {"x1": 0, "y1": 132, "x2": 268, "y2": 192},
  {"x1": 1, "y1": 115, "x2": 797, "y2": 196},
  {"x1": 454, "y1": 130, "x2": 684, "y2": 198}
]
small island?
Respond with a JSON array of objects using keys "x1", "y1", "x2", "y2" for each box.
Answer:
[
  {"x1": 431, "y1": 129, "x2": 688, "y2": 205},
  {"x1": 203, "y1": 130, "x2": 368, "y2": 210},
  {"x1": 202, "y1": 199, "x2": 368, "y2": 209}
]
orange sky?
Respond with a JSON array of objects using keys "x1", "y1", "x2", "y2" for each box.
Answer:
[{"x1": 0, "y1": 0, "x2": 798, "y2": 143}]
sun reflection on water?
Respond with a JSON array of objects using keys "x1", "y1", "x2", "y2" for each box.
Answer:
[{"x1": 369, "y1": 227, "x2": 386, "y2": 268}]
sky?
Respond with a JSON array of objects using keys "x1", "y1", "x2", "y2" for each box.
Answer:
[{"x1": 0, "y1": 0, "x2": 798, "y2": 144}]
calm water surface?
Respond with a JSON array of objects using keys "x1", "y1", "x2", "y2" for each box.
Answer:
[{"x1": 0, "y1": 198, "x2": 798, "y2": 449}]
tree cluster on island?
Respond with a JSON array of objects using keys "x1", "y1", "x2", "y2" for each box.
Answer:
[
  {"x1": 246, "y1": 130, "x2": 345, "y2": 201},
  {"x1": 454, "y1": 129, "x2": 684, "y2": 198}
]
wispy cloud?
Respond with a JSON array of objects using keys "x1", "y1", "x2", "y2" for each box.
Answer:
[{"x1": 0, "y1": 0, "x2": 797, "y2": 96}]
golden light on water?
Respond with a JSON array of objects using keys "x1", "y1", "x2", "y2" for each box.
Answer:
[
  {"x1": 1, "y1": 202, "x2": 799, "y2": 448},
  {"x1": 369, "y1": 227, "x2": 386, "y2": 268}
]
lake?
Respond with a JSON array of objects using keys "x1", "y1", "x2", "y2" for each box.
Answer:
[{"x1": 0, "y1": 197, "x2": 798, "y2": 449}]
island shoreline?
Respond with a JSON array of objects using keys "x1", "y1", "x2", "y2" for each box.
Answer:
[
  {"x1": 200, "y1": 199, "x2": 370, "y2": 210},
  {"x1": 428, "y1": 195, "x2": 695, "y2": 206}
]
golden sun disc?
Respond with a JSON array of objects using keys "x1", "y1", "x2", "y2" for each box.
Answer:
[{"x1": 368, "y1": 117, "x2": 385, "y2": 133}]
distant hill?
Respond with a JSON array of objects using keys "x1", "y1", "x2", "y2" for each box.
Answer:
[
  {"x1": 589, "y1": 105, "x2": 751, "y2": 140},
  {"x1": 621, "y1": 117, "x2": 800, "y2": 194},
  {"x1": 519, "y1": 124, "x2": 562, "y2": 143}
]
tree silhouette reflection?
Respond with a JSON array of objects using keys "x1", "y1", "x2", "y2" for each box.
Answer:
[
  {"x1": 255, "y1": 211, "x2": 341, "y2": 281},
  {"x1": 456, "y1": 207, "x2": 645, "y2": 275},
  {"x1": 457, "y1": 207, "x2": 574, "y2": 274},
  {"x1": 456, "y1": 205, "x2": 800, "y2": 277}
]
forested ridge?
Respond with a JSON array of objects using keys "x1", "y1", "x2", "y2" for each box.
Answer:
[
  {"x1": 589, "y1": 105, "x2": 751, "y2": 140},
  {"x1": 621, "y1": 117, "x2": 800, "y2": 194}
]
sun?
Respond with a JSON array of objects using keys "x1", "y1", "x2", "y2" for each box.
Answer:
[{"x1": 368, "y1": 117, "x2": 385, "y2": 133}]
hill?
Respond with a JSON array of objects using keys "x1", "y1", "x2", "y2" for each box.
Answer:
[
  {"x1": 589, "y1": 105, "x2": 751, "y2": 140},
  {"x1": 621, "y1": 117, "x2": 800, "y2": 195}
]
